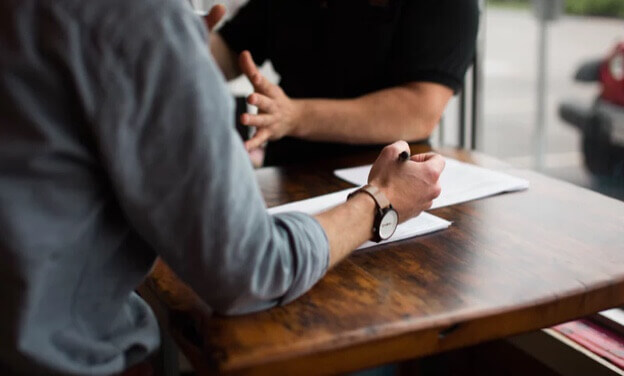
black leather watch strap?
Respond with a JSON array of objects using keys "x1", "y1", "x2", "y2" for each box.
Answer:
[
  {"x1": 348, "y1": 184, "x2": 397, "y2": 242},
  {"x1": 347, "y1": 184, "x2": 390, "y2": 212}
]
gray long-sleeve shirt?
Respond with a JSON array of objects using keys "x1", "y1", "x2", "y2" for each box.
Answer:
[{"x1": 0, "y1": 0, "x2": 329, "y2": 374}]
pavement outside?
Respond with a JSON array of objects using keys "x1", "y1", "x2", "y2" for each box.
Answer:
[{"x1": 482, "y1": 7, "x2": 624, "y2": 200}]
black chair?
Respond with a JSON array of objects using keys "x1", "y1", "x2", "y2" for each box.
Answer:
[{"x1": 439, "y1": 0, "x2": 485, "y2": 151}]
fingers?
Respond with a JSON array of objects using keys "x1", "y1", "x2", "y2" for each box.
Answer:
[
  {"x1": 410, "y1": 152, "x2": 437, "y2": 163},
  {"x1": 369, "y1": 142, "x2": 446, "y2": 221},
  {"x1": 204, "y1": 4, "x2": 226, "y2": 32},
  {"x1": 244, "y1": 129, "x2": 271, "y2": 151},
  {"x1": 239, "y1": 51, "x2": 280, "y2": 96},
  {"x1": 252, "y1": 72, "x2": 279, "y2": 97},
  {"x1": 423, "y1": 154, "x2": 446, "y2": 178},
  {"x1": 379, "y1": 142, "x2": 445, "y2": 179},
  {"x1": 239, "y1": 50, "x2": 259, "y2": 80},
  {"x1": 247, "y1": 93, "x2": 274, "y2": 113},
  {"x1": 422, "y1": 200, "x2": 434, "y2": 211},
  {"x1": 248, "y1": 147, "x2": 265, "y2": 168},
  {"x1": 427, "y1": 181, "x2": 442, "y2": 201},
  {"x1": 408, "y1": 152, "x2": 445, "y2": 182},
  {"x1": 240, "y1": 113, "x2": 273, "y2": 127}
]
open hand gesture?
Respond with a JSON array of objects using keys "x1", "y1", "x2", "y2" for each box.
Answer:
[{"x1": 238, "y1": 51, "x2": 301, "y2": 151}]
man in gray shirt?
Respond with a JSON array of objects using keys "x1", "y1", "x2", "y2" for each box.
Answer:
[{"x1": 0, "y1": 0, "x2": 444, "y2": 374}]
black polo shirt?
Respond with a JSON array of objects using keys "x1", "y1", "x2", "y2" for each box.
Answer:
[{"x1": 220, "y1": 0, "x2": 479, "y2": 165}]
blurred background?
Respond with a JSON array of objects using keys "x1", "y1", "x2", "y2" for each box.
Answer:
[
  {"x1": 201, "y1": 0, "x2": 624, "y2": 201},
  {"x1": 478, "y1": 0, "x2": 624, "y2": 201}
]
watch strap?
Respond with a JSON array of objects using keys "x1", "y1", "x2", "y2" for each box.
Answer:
[
  {"x1": 348, "y1": 184, "x2": 398, "y2": 243},
  {"x1": 348, "y1": 184, "x2": 391, "y2": 211}
]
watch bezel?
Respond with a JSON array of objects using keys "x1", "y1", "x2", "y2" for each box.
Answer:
[{"x1": 373, "y1": 205, "x2": 399, "y2": 242}]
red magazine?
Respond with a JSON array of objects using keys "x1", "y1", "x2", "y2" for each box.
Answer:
[{"x1": 552, "y1": 319, "x2": 624, "y2": 369}]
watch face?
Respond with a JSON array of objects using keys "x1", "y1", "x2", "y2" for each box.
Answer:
[{"x1": 378, "y1": 209, "x2": 399, "y2": 240}]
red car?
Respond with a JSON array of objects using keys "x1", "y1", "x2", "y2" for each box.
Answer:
[{"x1": 559, "y1": 42, "x2": 624, "y2": 176}]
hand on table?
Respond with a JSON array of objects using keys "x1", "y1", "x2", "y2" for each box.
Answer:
[
  {"x1": 238, "y1": 51, "x2": 301, "y2": 151},
  {"x1": 368, "y1": 141, "x2": 445, "y2": 222}
]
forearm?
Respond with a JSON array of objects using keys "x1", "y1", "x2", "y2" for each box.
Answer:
[
  {"x1": 292, "y1": 83, "x2": 451, "y2": 144},
  {"x1": 200, "y1": 191, "x2": 375, "y2": 314},
  {"x1": 314, "y1": 193, "x2": 376, "y2": 268}
]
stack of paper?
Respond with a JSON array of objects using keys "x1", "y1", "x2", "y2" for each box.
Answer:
[
  {"x1": 334, "y1": 158, "x2": 530, "y2": 209},
  {"x1": 268, "y1": 157, "x2": 528, "y2": 249},
  {"x1": 268, "y1": 189, "x2": 451, "y2": 250}
]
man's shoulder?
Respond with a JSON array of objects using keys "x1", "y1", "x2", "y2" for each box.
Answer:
[
  {"x1": 40, "y1": 0, "x2": 197, "y2": 46},
  {"x1": 55, "y1": 0, "x2": 192, "y2": 20},
  {"x1": 403, "y1": 0, "x2": 479, "y2": 34}
]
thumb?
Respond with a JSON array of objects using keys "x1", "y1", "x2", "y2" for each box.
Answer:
[{"x1": 204, "y1": 4, "x2": 226, "y2": 32}]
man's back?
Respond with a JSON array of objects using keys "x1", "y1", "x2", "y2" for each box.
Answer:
[
  {"x1": 0, "y1": 0, "x2": 336, "y2": 373},
  {"x1": 0, "y1": 0, "x2": 181, "y2": 373}
]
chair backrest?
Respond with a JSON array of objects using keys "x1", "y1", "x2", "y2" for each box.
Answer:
[{"x1": 439, "y1": 0, "x2": 486, "y2": 150}]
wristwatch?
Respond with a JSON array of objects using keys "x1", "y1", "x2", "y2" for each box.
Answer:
[{"x1": 348, "y1": 184, "x2": 399, "y2": 242}]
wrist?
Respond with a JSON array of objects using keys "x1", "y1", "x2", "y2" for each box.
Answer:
[
  {"x1": 347, "y1": 192, "x2": 377, "y2": 239},
  {"x1": 289, "y1": 99, "x2": 308, "y2": 137},
  {"x1": 368, "y1": 180, "x2": 392, "y2": 205},
  {"x1": 348, "y1": 189, "x2": 377, "y2": 212},
  {"x1": 348, "y1": 185, "x2": 399, "y2": 242}
]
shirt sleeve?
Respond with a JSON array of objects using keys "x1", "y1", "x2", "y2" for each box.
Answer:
[
  {"x1": 87, "y1": 3, "x2": 329, "y2": 315},
  {"x1": 390, "y1": 0, "x2": 480, "y2": 92},
  {"x1": 218, "y1": 0, "x2": 270, "y2": 66}
]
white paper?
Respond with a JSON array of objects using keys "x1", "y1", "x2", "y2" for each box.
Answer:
[
  {"x1": 334, "y1": 158, "x2": 529, "y2": 210},
  {"x1": 268, "y1": 188, "x2": 451, "y2": 250}
]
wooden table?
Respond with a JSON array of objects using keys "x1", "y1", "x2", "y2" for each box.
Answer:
[{"x1": 143, "y1": 146, "x2": 624, "y2": 376}]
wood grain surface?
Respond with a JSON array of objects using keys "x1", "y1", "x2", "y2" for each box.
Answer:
[{"x1": 143, "y1": 146, "x2": 624, "y2": 375}]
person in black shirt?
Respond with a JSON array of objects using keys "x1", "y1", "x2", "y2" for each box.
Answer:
[{"x1": 211, "y1": 0, "x2": 479, "y2": 166}]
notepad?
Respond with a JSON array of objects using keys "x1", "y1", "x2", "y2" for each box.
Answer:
[
  {"x1": 268, "y1": 188, "x2": 452, "y2": 250},
  {"x1": 334, "y1": 158, "x2": 530, "y2": 209}
]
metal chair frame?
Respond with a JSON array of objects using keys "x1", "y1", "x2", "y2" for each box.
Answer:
[{"x1": 451, "y1": 0, "x2": 486, "y2": 150}]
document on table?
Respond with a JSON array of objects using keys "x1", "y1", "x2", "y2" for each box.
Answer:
[
  {"x1": 268, "y1": 188, "x2": 451, "y2": 250},
  {"x1": 334, "y1": 158, "x2": 529, "y2": 209}
]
